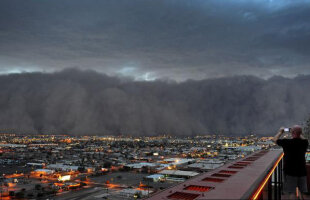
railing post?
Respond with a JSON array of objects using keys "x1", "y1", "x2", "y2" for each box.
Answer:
[
  {"x1": 268, "y1": 176, "x2": 272, "y2": 200},
  {"x1": 274, "y1": 164, "x2": 278, "y2": 200},
  {"x1": 278, "y1": 159, "x2": 282, "y2": 200}
]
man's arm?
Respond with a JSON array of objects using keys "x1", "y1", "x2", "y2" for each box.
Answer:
[
  {"x1": 272, "y1": 127, "x2": 285, "y2": 144},
  {"x1": 300, "y1": 134, "x2": 306, "y2": 140}
]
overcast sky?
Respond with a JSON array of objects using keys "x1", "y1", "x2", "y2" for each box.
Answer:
[{"x1": 1, "y1": 0, "x2": 310, "y2": 81}]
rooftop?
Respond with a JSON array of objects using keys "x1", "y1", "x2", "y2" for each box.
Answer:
[
  {"x1": 159, "y1": 170, "x2": 200, "y2": 177},
  {"x1": 146, "y1": 149, "x2": 282, "y2": 200}
]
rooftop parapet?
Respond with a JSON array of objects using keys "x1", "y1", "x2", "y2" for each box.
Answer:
[{"x1": 145, "y1": 149, "x2": 283, "y2": 200}]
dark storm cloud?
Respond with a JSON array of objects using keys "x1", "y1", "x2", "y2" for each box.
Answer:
[
  {"x1": 0, "y1": 0, "x2": 310, "y2": 81},
  {"x1": 0, "y1": 69, "x2": 310, "y2": 136}
]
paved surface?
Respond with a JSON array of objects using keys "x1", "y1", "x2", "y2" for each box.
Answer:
[
  {"x1": 0, "y1": 165, "x2": 32, "y2": 174},
  {"x1": 91, "y1": 172, "x2": 175, "y2": 188},
  {"x1": 54, "y1": 172, "x2": 176, "y2": 200},
  {"x1": 54, "y1": 187, "x2": 105, "y2": 200}
]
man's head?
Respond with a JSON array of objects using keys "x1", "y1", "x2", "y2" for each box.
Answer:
[{"x1": 291, "y1": 125, "x2": 302, "y2": 138}]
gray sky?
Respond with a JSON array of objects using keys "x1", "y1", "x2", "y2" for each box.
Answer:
[{"x1": 1, "y1": 0, "x2": 310, "y2": 81}]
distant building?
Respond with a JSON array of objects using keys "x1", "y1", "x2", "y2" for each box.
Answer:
[
  {"x1": 33, "y1": 169, "x2": 54, "y2": 175},
  {"x1": 144, "y1": 174, "x2": 165, "y2": 182},
  {"x1": 26, "y1": 163, "x2": 45, "y2": 168},
  {"x1": 47, "y1": 164, "x2": 79, "y2": 171},
  {"x1": 159, "y1": 170, "x2": 199, "y2": 182}
]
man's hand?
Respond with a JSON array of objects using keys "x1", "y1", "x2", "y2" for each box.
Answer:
[
  {"x1": 279, "y1": 127, "x2": 285, "y2": 134},
  {"x1": 272, "y1": 127, "x2": 285, "y2": 144}
]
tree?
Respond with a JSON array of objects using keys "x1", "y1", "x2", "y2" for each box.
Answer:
[
  {"x1": 78, "y1": 166, "x2": 86, "y2": 173},
  {"x1": 15, "y1": 191, "x2": 25, "y2": 198},
  {"x1": 37, "y1": 193, "x2": 44, "y2": 198},
  {"x1": 141, "y1": 166, "x2": 149, "y2": 173},
  {"x1": 27, "y1": 193, "x2": 34, "y2": 198},
  {"x1": 9, "y1": 191, "x2": 15, "y2": 196},
  {"x1": 103, "y1": 161, "x2": 112, "y2": 168},
  {"x1": 35, "y1": 184, "x2": 42, "y2": 190},
  {"x1": 134, "y1": 191, "x2": 142, "y2": 199}
]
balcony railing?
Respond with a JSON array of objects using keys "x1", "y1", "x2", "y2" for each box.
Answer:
[
  {"x1": 251, "y1": 151, "x2": 283, "y2": 200},
  {"x1": 145, "y1": 149, "x2": 284, "y2": 200}
]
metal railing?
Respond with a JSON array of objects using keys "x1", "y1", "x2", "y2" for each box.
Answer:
[{"x1": 250, "y1": 152, "x2": 283, "y2": 200}]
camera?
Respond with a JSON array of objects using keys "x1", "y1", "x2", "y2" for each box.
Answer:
[{"x1": 284, "y1": 128, "x2": 291, "y2": 132}]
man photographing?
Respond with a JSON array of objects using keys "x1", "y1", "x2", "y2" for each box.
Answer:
[{"x1": 272, "y1": 125, "x2": 309, "y2": 199}]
